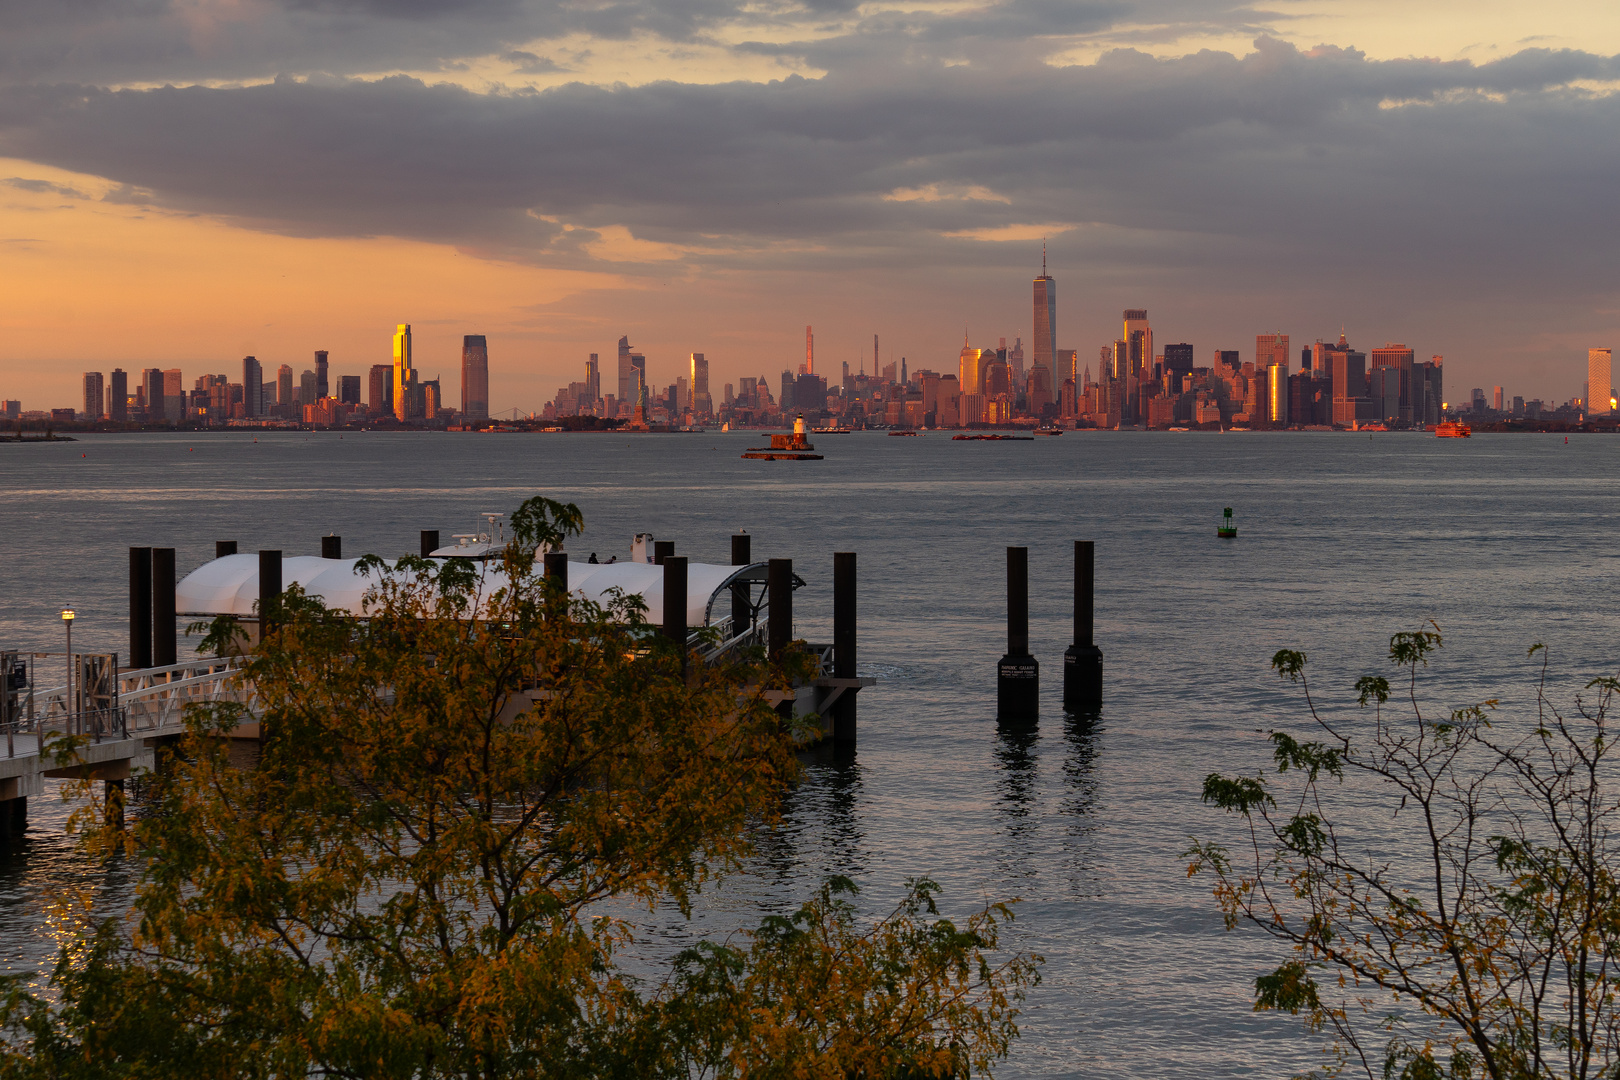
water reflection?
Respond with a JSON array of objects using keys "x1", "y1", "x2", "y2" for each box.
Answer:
[
  {"x1": 753, "y1": 744, "x2": 867, "y2": 886},
  {"x1": 1061, "y1": 712, "x2": 1104, "y2": 899},
  {"x1": 994, "y1": 720, "x2": 1040, "y2": 886}
]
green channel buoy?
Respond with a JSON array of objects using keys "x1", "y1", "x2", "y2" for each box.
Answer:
[{"x1": 1218, "y1": 507, "x2": 1238, "y2": 539}]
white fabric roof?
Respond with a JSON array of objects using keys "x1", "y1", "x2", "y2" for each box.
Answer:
[{"x1": 177, "y1": 554, "x2": 748, "y2": 627}]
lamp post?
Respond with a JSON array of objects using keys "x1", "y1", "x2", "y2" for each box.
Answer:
[{"x1": 61, "y1": 606, "x2": 74, "y2": 730}]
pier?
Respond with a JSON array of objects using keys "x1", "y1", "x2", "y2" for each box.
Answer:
[{"x1": 0, "y1": 529, "x2": 870, "y2": 834}]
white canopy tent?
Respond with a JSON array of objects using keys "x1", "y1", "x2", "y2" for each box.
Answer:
[{"x1": 176, "y1": 554, "x2": 791, "y2": 628}]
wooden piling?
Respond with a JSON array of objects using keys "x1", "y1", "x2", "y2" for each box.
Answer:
[
  {"x1": 420, "y1": 530, "x2": 439, "y2": 558},
  {"x1": 129, "y1": 547, "x2": 152, "y2": 670},
  {"x1": 1063, "y1": 540, "x2": 1103, "y2": 714},
  {"x1": 833, "y1": 551, "x2": 857, "y2": 745},
  {"x1": 152, "y1": 548, "x2": 177, "y2": 668},
  {"x1": 654, "y1": 540, "x2": 675, "y2": 566},
  {"x1": 997, "y1": 546, "x2": 1038, "y2": 721},
  {"x1": 215, "y1": 540, "x2": 237, "y2": 558},
  {"x1": 259, "y1": 550, "x2": 282, "y2": 630},
  {"x1": 321, "y1": 535, "x2": 342, "y2": 559},
  {"x1": 731, "y1": 532, "x2": 751, "y2": 632},
  {"x1": 767, "y1": 558, "x2": 793, "y2": 660}
]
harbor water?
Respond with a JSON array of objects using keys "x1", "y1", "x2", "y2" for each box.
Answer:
[{"x1": 2, "y1": 429, "x2": 1616, "y2": 1077}]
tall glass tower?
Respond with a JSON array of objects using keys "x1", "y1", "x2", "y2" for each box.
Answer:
[
  {"x1": 462, "y1": 335, "x2": 489, "y2": 422},
  {"x1": 392, "y1": 324, "x2": 417, "y2": 421},
  {"x1": 1033, "y1": 246, "x2": 1056, "y2": 374}
]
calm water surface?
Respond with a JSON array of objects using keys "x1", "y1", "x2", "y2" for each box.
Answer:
[{"x1": 2, "y1": 429, "x2": 1616, "y2": 1077}]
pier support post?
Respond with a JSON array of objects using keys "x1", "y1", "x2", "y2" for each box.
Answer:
[
  {"x1": 997, "y1": 546, "x2": 1038, "y2": 721},
  {"x1": 1063, "y1": 540, "x2": 1103, "y2": 714},
  {"x1": 833, "y1": 552, "x2": 857, "y2": 746},
  {"x1": 259, "y1": 550, "x2": 282, "y2": 632},
  {"x1": 543, "y1": 552, "x2": 569, "y2": 621},
  {"x1": 129, "y1": 547, "x2": 152, "y2": 670},
  {"x1": 731, "y1": 532, "x2": 751, "y2": 633},
  {"x1": 216, "y1": 541, "x2": 237, "y2": 558},
  {"x1": 767, "y1": 559, "x2": 793, "y2": 660},
  {"x1": 0, "y1": 797, "x2": 24, "y2": 843},
  {"x1": 152, "y1": 548, "x2": 177, "y2": 668},
  {"x1": 654, "y1": 540, "x2": 675, "y2": 566},
  {"x1": 663, "y1": 557, "x2": 688, "y2": 672},
  {"x1": 420, "y1": 530, "x2": 439, "y2": 558},
  {"x1": 321, "y1": 535, "x2": 342, "y2": 559}
]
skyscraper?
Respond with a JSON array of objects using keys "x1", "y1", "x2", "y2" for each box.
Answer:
[
  {"x1": 617, "y1": 336, "x2": 646, "y2": 412},
  {"x1": 959, "y1": 333, "x2": 986, "y2": 395},
  {"x1": 1371, "y1": 344, "x2": 1415, "y2": 421},
  {"x1": 369, "y1": 364, "x2": 392, "y2": 416},
  {"x1": 82, "y1": 372, "x2": 104, "y2": 420},
  {"x1": 242, "y1": 356, "x2": 263, "y2": 417},
  {"x1": 1033, "y1": 249, "x2": 1056, "y2": 374},
  {"x1": 1123, "y1": 311, "x2": 1151, "y2": 378},
  {"x1": 164, "y1": 368, "x2": 184, "y2": 423},
  {"x1": 108, "y1": 368, "x2": 127, "y2": 421},
  {"x1": 339, "y1": 375, "x2": 361, "y2": 405},
  {"x1": 690, "y1": 352, "x2": 711, "y2": 418},
  {"x1": 314, "y1": 350, "x2": 329, "y2": 400},
  {"x1": 142, "y1": 369, "x2": 164, "y2": 423},
  {"x1": 805, "y1": 326, "x2": 814, "y2": 375},
  {"x1": 393, "y1": 324, "x2": 418, "y2": 421},
  {"x1": 584, "y1": 353, "x2": 600, "y2": 405},
  {"x1": 1162, "y1": 343, "x2": 1194, "y2": 388},
  {"x1": 1256, "y1": 333, "x2": 1291, "y2": 373},
  {"x1": 1590, "y1": 348, "x2": 1613, "y2": 415},
  {"x1": 462, "y1": 335, "x2": 489, "y2": 422}
]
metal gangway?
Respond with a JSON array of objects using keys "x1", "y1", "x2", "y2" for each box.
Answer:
[{"x1": 1, "y1": 652, "x2": 252, "y2": 763}]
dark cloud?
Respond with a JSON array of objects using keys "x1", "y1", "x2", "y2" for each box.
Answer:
[{"x1": 3, "y1": 176, "x2": 91, "y2": 198}]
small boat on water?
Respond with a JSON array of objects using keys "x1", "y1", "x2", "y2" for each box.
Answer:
[
  {"x1": 951, "y1": 433, "x2": 1034, "y2": 441},
  {"x1": 1435, "y1": 422, "x2": 1472, "y2": 438},
  {"x1": 888, "y1": 430, "x2": 922, "y2": 437},
  {"x1": 1034, "y1": 427, "x2": 1063, "y2": 436},
  {"x1": 811, "y1": 425, "x2": 851, "y2": 434}
]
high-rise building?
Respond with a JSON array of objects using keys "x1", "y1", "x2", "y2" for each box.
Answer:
[
  {"x1": 314, "y1": 351, "x2": 329, "y2": 400},
  {"x1": 338, "y1": 375, "x2": 361, "y2": 405},
  {"x1": 1370, "y1": 344, "x2": 1416, "y2": 421},
  {"x1": 460, "y1": 335, "x2": 489, "y2": 422},
  {"x1": 805, "y1": 326, "x2": 814, "y2": 375},
  {"x1": 584, "y1": 353, "x2": 600, "y2": 405},
  {"x1": 1124, "y1": 311, "x2": 1151, "y2": 379},
  {"x1": 1588, "y1": 348, "x2": 1612, "y2": 415},
  {"x1": 1492, "y1": 386, "x2": 1504, "y2": 411},
  {"x1": 300, "y1": 370, "x2": 318, "y2": 406},
  {"x1": 275, "y1": 364, "x2": 292, "y2": 408},
  {"x1": 616, "y1": 336, "x2": 646, "y2": 413},
  {"x1": 959, "y1": 334, "x2": 986, "y2": 395},
  {"x1": 163, "y1": 369, "x2": 183, "y2": 423},
  {"x1": 108, "y1": 369, "x2": 127, "y2": 421},
  {"x1": 142, "y1": 369, "x2": 164, "y2": 423},
  {"x1": 240, "y1": 356, "x2": 262, "y2": 417},
  {"x1": 1268, "y1": 362, "x2": 1290, "y2": 424},
  {"x1": 690, "y1": 352, "x2": 711, "y2": 418},
  {"x1": 1057, "y1": 349, "x2": 1076, "y2": 385},
  {"x1": 1162, "y1": 343, "x2": 1194, "y2": 388},
  {"x1": 1256, "y1": 333, "x2": 1290, "y2": 373},
  {"x1": 82, "y1": 372, "x2": 104, "y2": 420},
  {"x1": 369, "y1": 364, "x2": 392, "y2": 416},
  {"x1": 1033, "y1": 250, "x2": 1057, "y2": 375},
  {"x1": 393, "y1": 324, "x2": 418, "y2": 421}
]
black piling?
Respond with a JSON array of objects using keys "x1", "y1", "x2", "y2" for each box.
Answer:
[
  {"x1": 654, "y1": 540, "x2": 675, "y2": 566},
  {"x1": 259, "y1": 550, "x2": 282, "y2": 631},
  {"x1": 833, "y1": 551, "x2": 857, "y2": 745},
  {"x1": 997, "y1": 546, "x2": 1038, "y2": 721},
  {"x1": 321, "y1": 535, "x2": 342, "y2": 559},
  {"x1": 104, "y1": 779, "x2": 125, "y2": 832},
  {"x1": 544, "y1": 552, "x2": 569, "y2": 621},
  {"x1": 663, "y1": 556, "x2": 688, "y2": 672},
  {"x1": 731, "y1": 532, "x2": 751, "y2": 631},
  {"x1": 128, "y1": 547, "x2": 152, "y2": 670},
  {"x1": 151, "y1": 548, "x2": 177, "y2": 668},
  {"x1": 420, "y1": 530, "x2": 439, "y2": 558},
  {"x1": 1063, "y1": 540, "x2": 1103, "y2": 714},
  {"x1": 0, "y1": 798, "x2": 24, "y2": 843},
  {"x1": 767, "y1": 558, "x2": 793, "y2": 660},
  {"x1": 216, "y1": 540, "x2": 237, "y2": 558}
]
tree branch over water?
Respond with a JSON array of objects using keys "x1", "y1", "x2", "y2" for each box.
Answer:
[{"x1": 1189, "y1": 627, "x2": 1620, "y2": 1080}]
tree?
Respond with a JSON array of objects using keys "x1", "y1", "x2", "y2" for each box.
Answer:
[
  {"x1": 1188, "y1": 627, "x2": 1620, "y2": 1080},
  {"x1": 1, "y1": 497, "x2": 1038, "y2": 1079}
]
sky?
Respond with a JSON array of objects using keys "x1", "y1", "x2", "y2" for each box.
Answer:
[{"x1": 2, "y1": 0, "x2": 1618, "y2": 412}]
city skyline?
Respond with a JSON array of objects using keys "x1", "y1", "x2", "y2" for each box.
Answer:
[{"x1": 1, "y1": 1, "x2": 1618, "y2": 409}]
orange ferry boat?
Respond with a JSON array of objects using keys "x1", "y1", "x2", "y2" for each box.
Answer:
[{"x1": 1435, "y1": 422, "x2": 1472, "y2": 438}]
